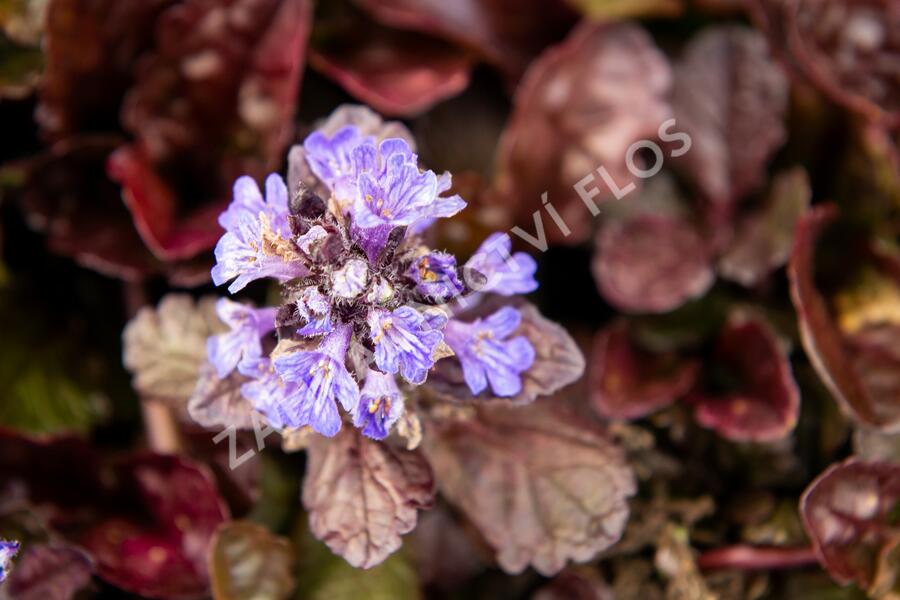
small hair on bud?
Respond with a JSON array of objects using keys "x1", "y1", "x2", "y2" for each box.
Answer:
[{"x1": 290, "y1": 183, "x2": 327, "y2": 219}]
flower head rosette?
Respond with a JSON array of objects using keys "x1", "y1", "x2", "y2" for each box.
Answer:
[{"x1": 199, "y1": 108, "x2": 582, "y2": 443}]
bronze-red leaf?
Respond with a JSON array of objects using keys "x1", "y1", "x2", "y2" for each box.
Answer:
[{"x1": 590, "y1": 320, "x2": 699, "y2": 420}]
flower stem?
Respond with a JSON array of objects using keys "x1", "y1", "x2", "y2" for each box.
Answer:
[
  {"x1": 697, "y1": 545, "x2": 818, "y2": 572},
  {"x1": 124, "y1": 282, "x2": 182, "y2": 454}
]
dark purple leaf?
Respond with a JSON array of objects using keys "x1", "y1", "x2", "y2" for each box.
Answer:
[
  {"x1": 687, "y1": 312, "x2": 801, "y2": 442},
  {"x1": 590, "y1": 320, "x2": 699, "y2": 420},
  {"x1": 17, "y1": 137, "x2": 160, "y2": 281},
  {"x1": 751, "y1": 0, "x2": 900, "y2": 128},
  {"x1": 38, "y1": 0, "x2": 177, "y2": 141},
  {"x1": 303, "y1": 429, "x2": 435, "y2": 569},
  {"x1": 353, "y1": 0, "x2": 575, "y2": 78},
  {"x1": 112, "y1": 0, "x2": 311, "y2": 261},
  {"x1": 0, "y1": 432, "x2": 228, "y2": 600},
  {"x1": 491, "y1": 22, "x2": 672, "y2": 244},
  {"x1": 788, "y1": 205, "x2": 900, "y2": 430},
  {"x1": 78, "y1": 454, "x2": 229, "y2": 599},
  {"x1": 592, "y1": 213, "x2": 714, "y2": 314},
  {"x1": 407, "y1": 506, "x2": 486, "y2": 587},
  {"x1": 310, "y1": 24, "x2": 472, "y2": 117},
  {"x1": 800, "y1": 459, "x2": 900, "y2": 593},
  {"x1": 672, "y1": 26, "x2": 788, "y2": 232},
  {"x1": 424, "y1": 399, "x2": 636, "y2": 575}
]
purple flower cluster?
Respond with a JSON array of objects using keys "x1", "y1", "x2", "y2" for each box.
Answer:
[
  {"x1": 207, "y1": 124, "x2": 539, "y2": 439},
  {"x1": 0, "y1": 540, "x2": 18, "y2": 583}
]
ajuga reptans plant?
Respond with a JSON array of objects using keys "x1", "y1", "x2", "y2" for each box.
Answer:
[{"x1": 204, "y1": 111, "x2": 550, "y2": 440}]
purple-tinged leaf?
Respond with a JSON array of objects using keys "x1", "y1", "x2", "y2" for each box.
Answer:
[
  {"x1": 590, "y1": 320, "x2": 699, "y2": 420},
  {"x1": 78, "y1": 454, "x2": 229, "y2": 600},
  {"x1": 187, "y1": 363, "x2": 256, "y2": 431},
  {"x1": 788, "y1": 205, "x2": 900, "y2": 430},
  {"x1": 17, "y1": 137, "x2": 161, "y2": 281},
  {"x1": 593, "y1": 213, "x2": 714, "y2": 314},
  {"x1": 208, "y1": 521, "x2": 295, "y2": 600},
  {"x1": 408, "y1": 507, "x2": 485, "y2": 587},
  {"x1": 353, "y1": 0, "x2": 575, "y2": 79},
  {"x1": 800, "y1": 459, "x2": 900, "y2": 593},
  {"x1": 38, "y1": 0, "x2": 177, "y2": 141},
  {"x1": 672, "y1": 26, "x2": 788, "y2": 231},
  {"x1": 310, "y1": 25, "x2": 472, "y2": 117},
  {"x1": 751, "y1": 0, "x2": 900, "y2": 128},
  {"x1": 424, "y1": 400, "x2": 636, "y2": 575},
  {"x1": 491, "y1": 22, "x2": 672, "y2": 244},
  {"x1": 3, "y1": 544, "x2": 93, "y2": 600},
  {"x1": 426, "y1": 301, "x2": 584, "y2": 405},
  {"x1": 687, "y1": 313, "x2": 801, "y2": 442},
  {"x1": 0, "y1": 432, "x2": 229, "y2": 600},
  {"x1": 718, "y1": 167, "x2": 812, "y2": 287},
  {"x1": 303, "y1": 428, "x2": 435, "y2": 569}
]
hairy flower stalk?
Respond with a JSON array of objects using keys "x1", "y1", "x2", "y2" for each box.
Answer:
[{"x1": 206, "y1": 124, "x2": 539, "y2": 439}]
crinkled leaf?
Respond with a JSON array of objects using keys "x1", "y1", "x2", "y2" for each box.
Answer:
[
  {"x1": 424, "y1": 400, "x2": 636, "y2": 575},
  {"x1": 492, "y1": 22, "x2": 672, "y2": 244},
  {"x1": 426, "y1": 300, "x2": 585, "y2": 405},
  {"x1": 687, "y1": 312, "x2": 800, "y2": 442},
  {"x1": 113, "y1": 0, "x2": 311, "y2": 261},
  {"x1": 2, "y1": 544, "x2": 93, "y2": 600},
  {"x1": 800, "y1": 459, "x2": 900, "y2": 593},
  {"x1": 18, "y1": 137, "x2": 161, "y2": 281},
  {"x1": 303, "y1": 428, "x2": 435, "y2": 569},
  {"x1": 593, "y1": 213, "x2": 714, "y2": 314},
  {"x1": 287, "y1": 104, "x2": 415, "y2": 201},
  {"x1": 752, "y1": 0, "x2": 900, "y2": 127},
  {"x1": 564, "y1": 0, "x2": 682, "y2": 20},
  {"x1": 188, "y1": 362, "x2": 256, "y2": 431},
  {"x1": 672, "y1": 26, "x2": 788, "y2": 225},
  {"x1": 209, "y1": 521, "x2": 295, "y2": 600},
  {"x1": 0, "y1": 432, "x2": 229, "y2": 600},
  {"x1": 590, "y1": 320, "x2": 699, "y2": 420},
  {"x1": 353, "y1": 0, "x2": 575, "y2": 78},
  {"x1": 79, "y1": 455, "x2": 229, "y2": 600},
  {"x1": 718, "y1": 167, "x2": 812, "y2": 286},
  {"x1": 38, "y1": 0, "x2": 177, "y2": 140},
  {"x1": 310, "y1": 7, "x2": 472, "y2": 117},
  {"x1": 788, "y1": 205, "x2": 900, "y2": 430},
  {"x1": 106, "y1": 146, "x2": 225, "y2": 262},
  {"x1": 123, "y1": 294, "x2": 224, "y2": 407}
]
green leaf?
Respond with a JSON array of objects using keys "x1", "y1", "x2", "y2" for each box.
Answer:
[
  {"x1": 209, "y1": 521, "x2": 295, "y2": 600},
  {"x1": 0, "y1": 38, "x2": 42, "y2": 99},
  {"x1": 0, "y1": 283, "x2": 106, "y2": 434},
  {"x1": 293, "y1": 518, "x2": 421, "y2": 600}
]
